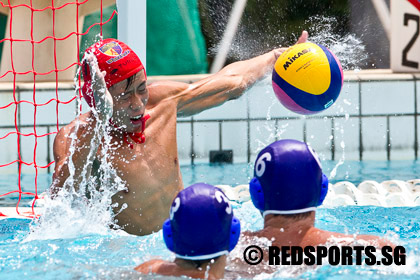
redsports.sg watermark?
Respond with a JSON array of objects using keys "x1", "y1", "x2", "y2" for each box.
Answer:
[{"x1": 243, "y1": 245, "x2": 406, "y2": 266}]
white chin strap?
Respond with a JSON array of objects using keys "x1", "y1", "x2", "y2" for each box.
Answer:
[
  {"x1": 175, "y1": 250, "x2": 229, "y2": 261},
  {"x1": 263, "y1": 207, "x2": 316, "y2": 218}
]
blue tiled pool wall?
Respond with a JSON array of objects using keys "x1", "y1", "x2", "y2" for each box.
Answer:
[{"x1": 177, "y1": 78, "x2": 420, "y2": 164}]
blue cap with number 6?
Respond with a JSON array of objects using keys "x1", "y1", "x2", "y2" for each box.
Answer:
[
  {"x1": 249, "y1": 139, "x2": 328, "y2": 217},
  {"x1": 162, "y1": 183, "x2": 241, "y2": 260}
]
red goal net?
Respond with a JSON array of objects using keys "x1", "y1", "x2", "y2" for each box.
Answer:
[{"x1": 0, "y1": 0, "x2": 117, "y2": 217}]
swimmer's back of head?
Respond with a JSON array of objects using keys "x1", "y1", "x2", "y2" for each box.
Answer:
[
  {"x1": 163, "y1": 183, "x2": 241, "y2": 260},
  {"x1": 249, "y1": 139, "x2": 329, "y2": 217}
]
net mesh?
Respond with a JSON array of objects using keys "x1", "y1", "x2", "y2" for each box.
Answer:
[{"x1": 0, "y1": 0, "x2": 117, "y2": 217}]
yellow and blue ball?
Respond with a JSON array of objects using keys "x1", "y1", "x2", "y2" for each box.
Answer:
[{"x1": 272, "y1": 42, "x2": 343, "y2": 115}]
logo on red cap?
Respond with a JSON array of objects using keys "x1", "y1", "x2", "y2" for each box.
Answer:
[
  {"x1": 99, "y1": 42, "x2": 122, "y2": 56},
  {"x1": 98, "y1": 41, "x2": 131, "y2": 64}
]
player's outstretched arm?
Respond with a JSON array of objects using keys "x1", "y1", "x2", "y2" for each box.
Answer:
[
  {"x1": 174, "y1": 31, "x2": 308, "y2": 117},
  {"x1": 356, "y1": 234, "x2": 396, "y2": 250}
]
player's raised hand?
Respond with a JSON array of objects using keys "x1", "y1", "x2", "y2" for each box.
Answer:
[
  {"x1": 273, "y1": 31, "x2": 309, "y2": 60},
  {"x1": 295, "y1": 30, "x2": 309, "y2": 44},
  {"x1": 85, "y1": 53, "x2": 113, "y2": 123}
]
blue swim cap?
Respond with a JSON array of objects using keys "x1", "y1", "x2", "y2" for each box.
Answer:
[
  {"x1": 249, "y1": 139, "x2": 328, "y2": 216},
  {"x1": 162, "y1": 183, "x2": 241, "y2": 260}
]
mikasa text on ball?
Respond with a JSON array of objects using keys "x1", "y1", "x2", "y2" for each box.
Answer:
[{"x1": 272, "y1": 42, "x2": 343, "y2": 115}]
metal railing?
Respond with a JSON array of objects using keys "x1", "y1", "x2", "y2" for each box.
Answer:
[{"x1": 178, "y1": 76, "x2": 419, "y2": 164}]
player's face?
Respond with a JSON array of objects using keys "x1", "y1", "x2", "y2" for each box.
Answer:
[{"x1": 109, "y1": 70, "x2": 149, "y2": 132}]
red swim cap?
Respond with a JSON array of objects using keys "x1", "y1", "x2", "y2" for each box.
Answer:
[{"x1": 81, "y1": 38, "x2": 145, "y2": 107}]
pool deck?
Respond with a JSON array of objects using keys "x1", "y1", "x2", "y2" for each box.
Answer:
[
  {"x1": 0, "y1": 69, "x2": 418, "y2": 91},
  {"x1": 0, "y1": 207, "x2": 42, "y2": 220}
]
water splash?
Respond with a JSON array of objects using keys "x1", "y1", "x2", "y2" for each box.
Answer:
[
  {"x1": 238, "y1": 16, "x2": 368, "y2": 170},
  {"x1": 330, "y1": 140, "x2": 346, "y2": 180},
  {"x1": 210, "y1": 13, "x2": 368, "y2": 72},
  {"x1": 306, "y1": 16, "x2": 368, "y2": 70},
  {"x1": 26, "y1": 55, "x2": 126, "y2": 241}
]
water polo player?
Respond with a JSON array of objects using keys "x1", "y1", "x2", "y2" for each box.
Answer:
[
  {"x1": 135, "y1": 183, "x2": 240, "y2": 279},
  {"x1": 51, "y1": 32, "x2": 308, "y2": 235},
  {"x1": 239, "y1": 140, "x2": 394, "y2": 270}
]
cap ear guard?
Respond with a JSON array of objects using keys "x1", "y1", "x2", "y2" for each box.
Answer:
[
  {"x1": 249, "y1": 177, "x2": 265, "y2": 211},
  {"x1": 229, "y1": 216, "x2": 241, "y2": 251},
  {"x1": 162, "y1": 219, "x2": 174, "y2": 252},
  {"x1": 163, "y1": 215, "x2": 241, "y2": 255},
  {"x1": 318, "y1": 173, "x2": 329, "y2": 206}
]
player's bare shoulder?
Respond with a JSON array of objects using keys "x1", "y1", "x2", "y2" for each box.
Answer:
[
  {"x1": 134, "y1": 259, "x2": 166, "y2": 274},
  {"x1": 146, "y1": 80, "x2": 190, "y2": 108},
  {"x1": 53, "y1": 112, "x2": 95, "y2": 151}
]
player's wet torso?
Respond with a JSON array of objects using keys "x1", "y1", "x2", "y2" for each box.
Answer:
[{"x1": 98, "y1": 97, "x2": 183, "y2": 235}]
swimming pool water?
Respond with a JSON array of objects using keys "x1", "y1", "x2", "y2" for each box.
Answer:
[
  {"x1": 1, "y1": 161, "x2": 420, "y2": 279},
  {"x1": 2, "y1": 160, "x2": 420, "y2": 206},
  {"x1": 1, "y1": 203, "x2": 419, "y2": 279},
  {"x1": 181, "y1": 160, "x2": 420, "y2": 187}
]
